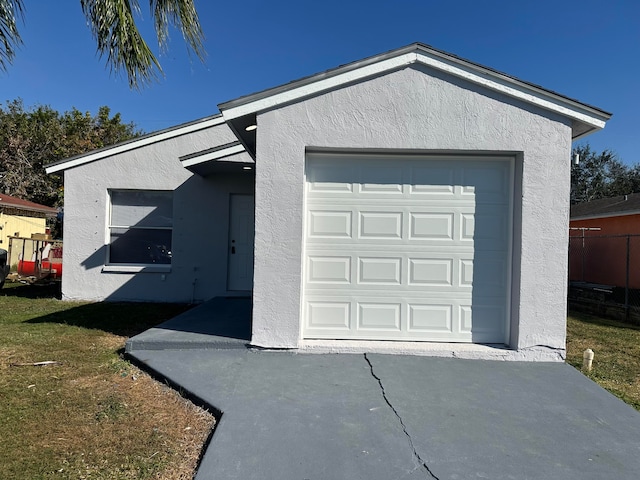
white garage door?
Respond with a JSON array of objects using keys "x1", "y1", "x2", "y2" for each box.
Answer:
[{"x1": 302, "y1": 153, "x2": 513, "y2": 343}]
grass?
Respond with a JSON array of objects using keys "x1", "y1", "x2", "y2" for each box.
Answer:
[
  {"x1": 2, "y1": 281, "x2": 638, "y2": 477},
  {"x1": 0, "y1": 282, "x2": 215, "y2": 480},
  {"x1": 566, "y1": 311, "x2": 640, "y2": 411}
]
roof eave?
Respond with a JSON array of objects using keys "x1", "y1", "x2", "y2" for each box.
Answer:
[
  {"x1": 45, "y1": 114, "x2": 226, "y2": 174},
  {"x1": 571, "y1": 210, "x2": 640, "y2": 221},
  {"x1": 0, "y1": 204, "x2": 58, "y2": 216},
  {"x1": 219, "y1": 42, "x2": 611, "y2": 140}
]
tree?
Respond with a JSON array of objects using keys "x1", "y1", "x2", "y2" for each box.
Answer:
[
  {"x1": 571, "y1": 144, "x2": 640, "y2": 204},
  {"x1": 0, "y1": 99, "x2": 141, "y2": 207},
  {"x1": 0, "y1": 0, "x2": 205, "y2": 89}
]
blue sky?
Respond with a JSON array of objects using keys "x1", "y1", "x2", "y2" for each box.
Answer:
[{"x1": 2, "y1": 1, "x2": 638, "y2": 163}]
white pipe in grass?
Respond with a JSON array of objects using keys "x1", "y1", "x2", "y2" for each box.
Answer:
[{"x1": 583, "y1": 349, "x2": 594, "y2": 372}]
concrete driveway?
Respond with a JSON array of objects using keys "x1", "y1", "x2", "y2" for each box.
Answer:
[{"x1": 125, "y1": 298, "x2": 640, "y2": 479}]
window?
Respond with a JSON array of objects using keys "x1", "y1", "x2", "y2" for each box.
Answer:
[{"x1": 108, "y1": 190, "x2": 173, "y2": 266}]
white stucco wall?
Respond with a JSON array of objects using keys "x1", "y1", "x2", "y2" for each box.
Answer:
[
  {"x1": 252, "y1": 65, "x2": 572, "y2": 360},
  {"x1": 62, "y1": 122, "x2": 254, "y2": 302}
]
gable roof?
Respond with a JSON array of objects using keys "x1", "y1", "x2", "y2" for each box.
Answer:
[
  {"x1": 0, "y1": 193, "x2": 58, "y2": 216},
  {"x1": 571, "y1": 193, "x2": 640, "y2": 220},
  {"x1": 220, "y1": 42, "x2": 612, "y2": 155},
  {"x1": 45, "y1": 43, "x2": 612, "y2": 174},
  {"x1": 45, "y1": 114, "x2": 226, "y2": 174}
]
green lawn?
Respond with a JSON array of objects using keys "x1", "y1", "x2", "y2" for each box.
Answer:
[
  {"x1": 0, "y1": 283, "x2": 214, "y2": 480},
  {"x1": 2, "y1": 281, "x2": 638, "y2": 478},
  {"x1": 566, "y1": 311, "x2": 640, "y2": 410}
]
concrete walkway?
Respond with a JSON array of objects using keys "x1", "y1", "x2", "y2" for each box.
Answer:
[
  {"x1": 125, "y1": 296, "x2": 251, "y2": 352},
  {"x1": 126, "y1": 299, "x2": 640, "y2": 479}
]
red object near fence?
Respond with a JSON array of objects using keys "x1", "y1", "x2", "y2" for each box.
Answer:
[
  {"x1": 17, "y1": 259, "x2": 36, "y2": 276},
  {"x1": 42, "y1": 261, "x2": 62, "y2": 279}
]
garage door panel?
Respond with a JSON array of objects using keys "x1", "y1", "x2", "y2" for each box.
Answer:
[
  {"x1": 303, "y1": 154, "x2": 512, "y2": 344},
  {"x1": 459, "y1": 259, "x2": 474, "y2": 286},
  {"x1": 307, "y1": 163, "x2": 357, "y2": 193},
  {"x1": 308, "y1": 212, "x2": 476, "y2": 246},
  {"x1": 305, "y1": 251, "x2": 480, "y2": 290},
  {"x1": 471, "y1": 211, "x2": 509, "y2": 246},
  {"x1": 461, "y1": 214, "x2": 510, "y2": 246},
  {"x1": 358, "y1": 165, "x2": 404, "y2": 193},
  {"x1": 472, "y1": 258, "x2": 508, "y2": 290},
  {"x1": 460, "y1": 306, "x2": 473, "y2": 333},
  {"x1": 307, "y1": 210, "x2": 353, "y2": 238},
  {"x1": 305, "y1": 294, "x2": 490, "y2": 342},
  {"x1": 462, "y1": 163, "x2": 510, "y2": 197},
  {"x1": 408, "y1": 304, "x2": 453, "y2": 333},
  {"x1": 410, "y1": 165, "x2": 456, "y2": 194},
  {"x1": 410, "y1": 213, "x2": 454, "y2": 240},
  {"x1": 359, "y1": 211, "x2": 403, "y2": 239},
  {"x1": 357, "y1": 257, "x2": 402, "y2": 285},
  {"x1": 307, "y1": 256, "x2": 352, "y2": 284},
  {"x1": 460, "y1": 305, "x2": 507, "y2": 342},
  {"x1": 306, "y1": 301, "x2": 351, "y2": 330},
  {"x1": 408, "y1": 258, "x2": 453, "y2": 286},
  {"x1": 358, "y1": 303, "x2": 402, "y2": 331}
]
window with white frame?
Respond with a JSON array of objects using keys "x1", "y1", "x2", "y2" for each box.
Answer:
[{"x1": 108, "y1": 190, "x2": 173, "y2": 265}]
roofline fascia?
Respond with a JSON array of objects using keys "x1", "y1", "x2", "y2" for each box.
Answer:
[
  {"x1": 180, "y1": 142, "x2": 249, "y2": 167},
  {"x1": 0, "y1": 204, "x2": 58, "y2": 216},
  {"x1": 411, "y1": 51, "x2": 610, "y2": 130},
  {"x1": 570, "y1": 210, "x2": 640, "y2": 221},
  {"x1": 220, "y1": 52, "x2": 416, "y2": 120},
  {"x1": 45, "y1": 115, "x2": 226, "y2": 174},
  {"x1": 219, "y1": 43, "x2": 611, "y2": 133},
  {"x1": 572, "y1": 127, "x2": 600, "y2": 141}
]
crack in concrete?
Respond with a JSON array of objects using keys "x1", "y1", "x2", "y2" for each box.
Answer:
[
  {"x1": 523, "y1": 344, "x2": 565, "y2": 352},
  {"x1": 364, "y1": 354, "x2": 441, "y2": 480}
]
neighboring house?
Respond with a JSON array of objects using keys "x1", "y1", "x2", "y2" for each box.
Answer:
[
  {"x1": 0, "y1": 193, "x2": 58, "y2": 248},
  {"x1": 569, "y1": 193, "x2": 640, "y2": 289},
  {"x1": 46, "y1": 43, "x2": 611, "y2": 360}
]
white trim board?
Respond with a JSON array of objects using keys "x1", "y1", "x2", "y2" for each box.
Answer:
[
  {"x1": 180, "y1": 143, "x2": 248, "y2": 167},
  {"x1": 46, "y1": 116, "x2": 226, "y2": 174},
  {"x1": 221, "y1": 46, "x2": 610, "y2": 137}
]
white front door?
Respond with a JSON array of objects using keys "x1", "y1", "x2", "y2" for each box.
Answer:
[
  {"x1": 227, "y1": 194, "x2": 255, "y2": 291},
  {"x1": 302, "y1": 153, "x2": 513, "y2": 343}
]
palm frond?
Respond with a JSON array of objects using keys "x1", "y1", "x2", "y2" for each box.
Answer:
[
  {"x1": 0, "y1": 0, "x2": 24, "y2": 71},
  {"x1": 151, "y1": 0, "x2": 205, "y2": 60},
  {"x1": 81, "y1": 0, "x2": 162, "y2": 89}
]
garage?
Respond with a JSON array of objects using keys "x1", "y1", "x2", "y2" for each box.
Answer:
[{"x1": 302, "y1": 152, "x2": 513, "y2": 343}]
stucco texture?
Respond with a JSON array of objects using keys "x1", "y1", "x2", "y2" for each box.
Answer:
[
  {"x1": 62, "y1": 122, "x2": 253, "y2": 302},
  {"x1": 252, "y1": 64, "x2": 572, "y2": 358}
]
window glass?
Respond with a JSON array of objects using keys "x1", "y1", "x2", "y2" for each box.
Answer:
[
  {"x1": 109, "y1": 228, "x2": 172, "y2": 265},
  {"x1": 108, "y1": 190, "x2": 173, "y2": 265},
  {"x1": 111, "y1": 190, "x2": 173, "y2": 228}
]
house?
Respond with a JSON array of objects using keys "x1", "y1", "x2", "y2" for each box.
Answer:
[
  {"x1": 570, "y1": 193, "x2": 640, "y2": 235},
  {"x1": 569, "y1": 193, "x2": 640, "y2": 289},
  {"x1": 46, "y1": 43, "x2": 611, "y2": 360},
  {"x1": 0, "y1": 193, "x2": 57, "y2": 248}
]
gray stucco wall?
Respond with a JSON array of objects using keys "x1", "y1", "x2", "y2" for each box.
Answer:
[
  {"x1": 62, "y1": 122, "x2": 253, "y2": 302},
  {"x1": 252, "y1": 65, "x2": 572, "y2": 358}
]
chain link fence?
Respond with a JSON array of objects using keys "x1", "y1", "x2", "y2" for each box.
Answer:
[{"x1": 568, "y1": 234, "x2": 640, "y2": 323}]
